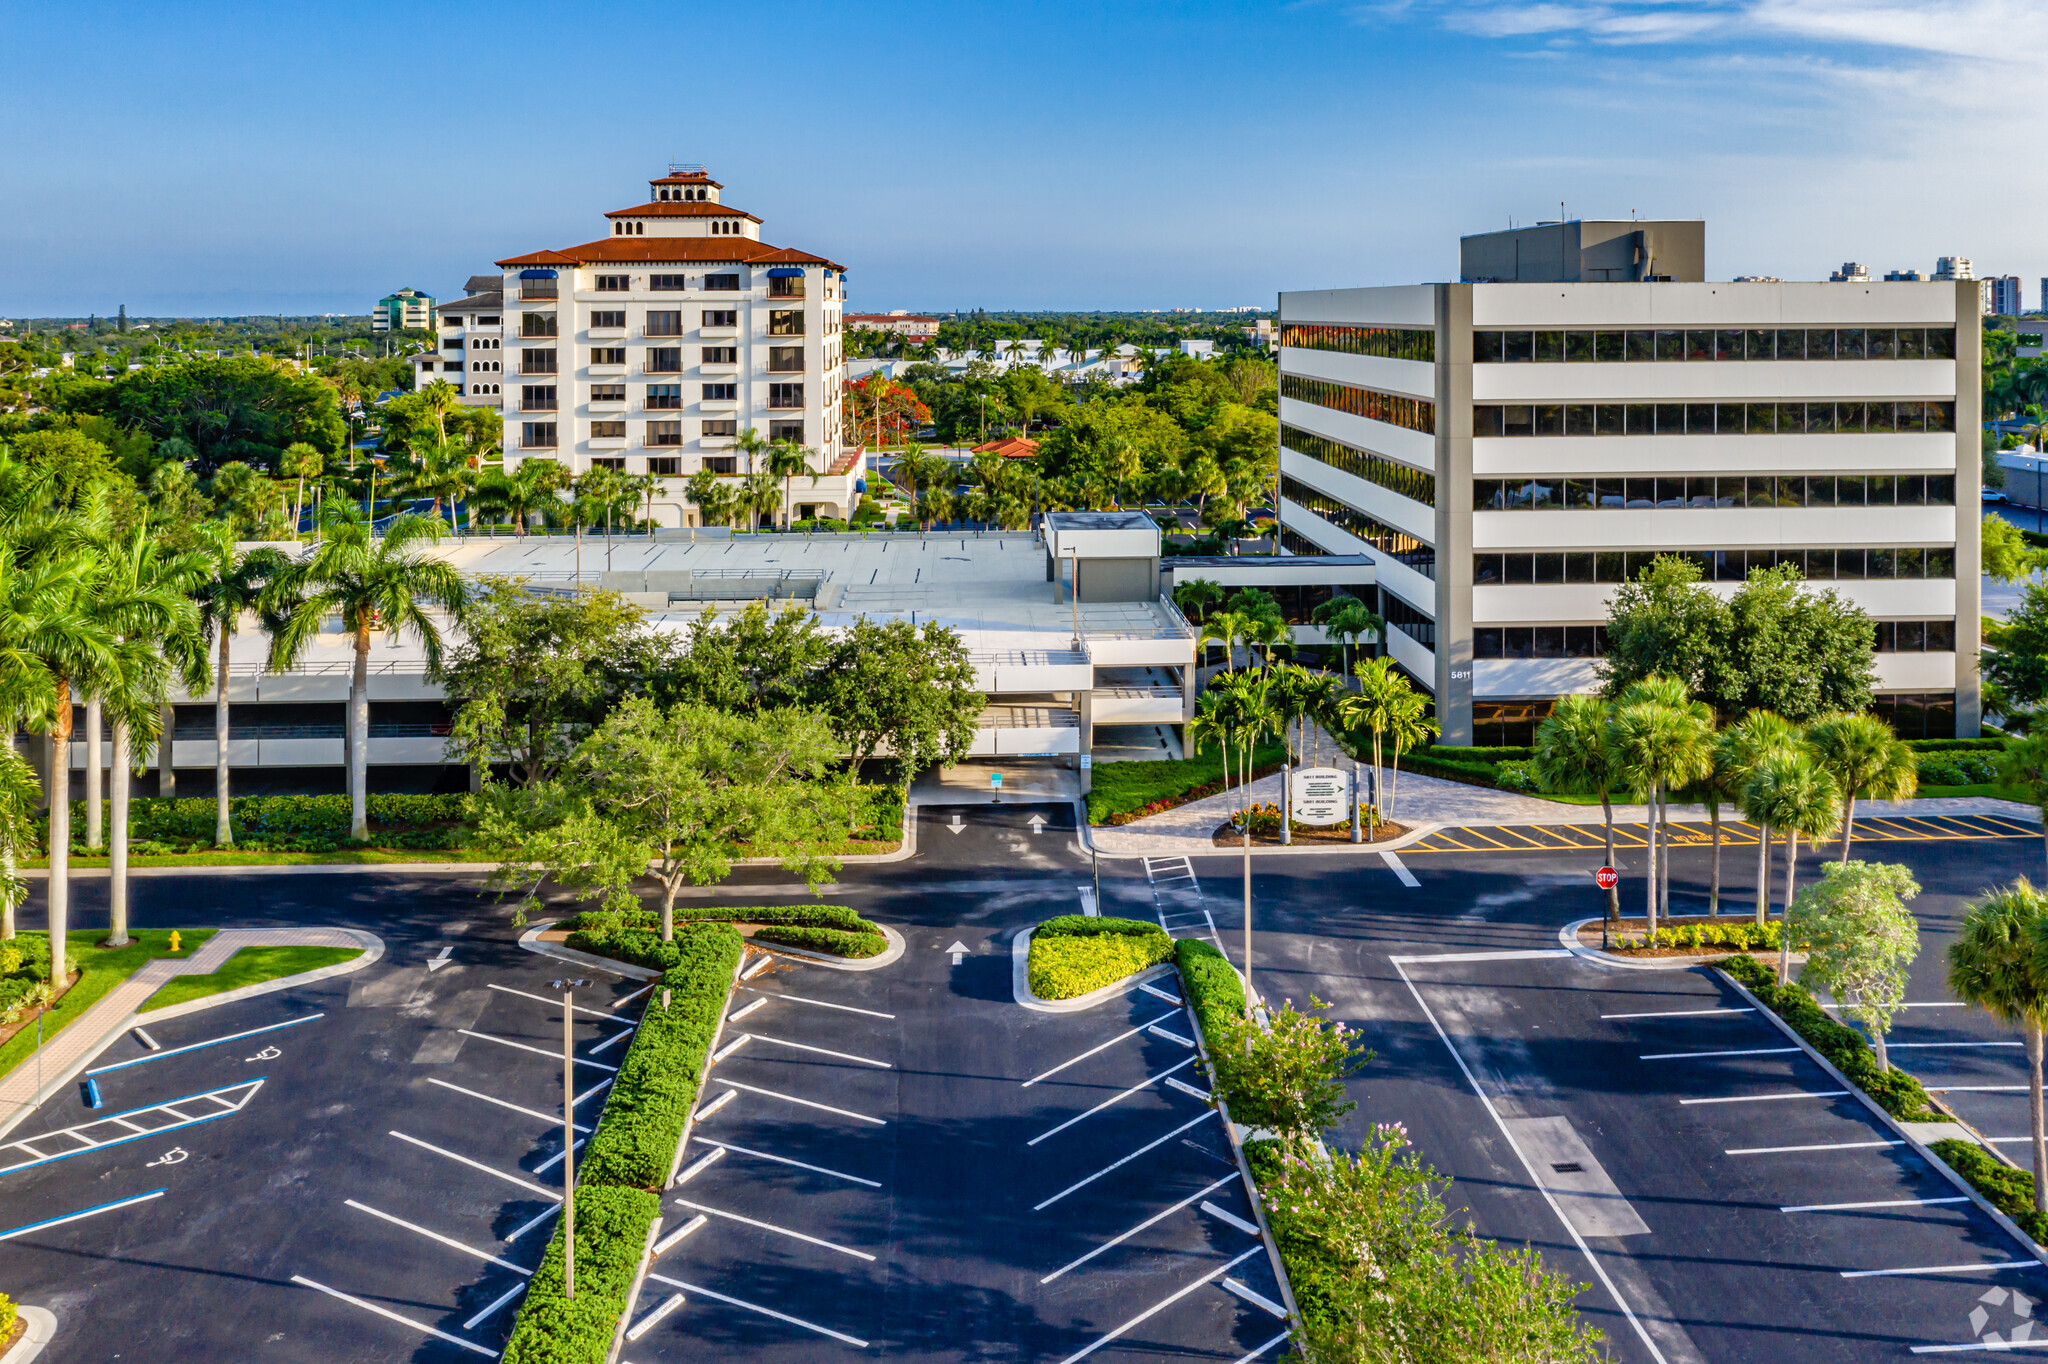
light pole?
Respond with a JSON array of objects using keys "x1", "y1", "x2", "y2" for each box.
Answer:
[{"x1": 551, "y1": 976, "x2": 587, "y2": 1299}]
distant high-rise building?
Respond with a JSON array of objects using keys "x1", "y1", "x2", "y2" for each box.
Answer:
[
  {"x1": 373, "y1": 288, "x2": 436, "y2": 332},
  {"x1": 1829, "y1": 262, "x2": 1870, "y2": 283},
  {"x1": 1884, "y1": 269, "x2": 1926, "y2": 282},
  {"x1": 1934, "y1": 256, "x2": 1975, "y2": 281},
  {"x1": 1990, "y1": 276, "x2": 2022, "y2": 316}
]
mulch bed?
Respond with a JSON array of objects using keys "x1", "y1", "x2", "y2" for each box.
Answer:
[
  {"x1": 1211, "y1": 821, "x2": 1411, "y2": 848},
  {"x1": 1574, "y1": 913, "x2": 1793, "y2": 961},
  {"x1": 0, "y1": 968, "x2": 81, "y2": 1051},
  {"x1": 0, "y1": 1315, "x2": 25, "y2": 1356}
]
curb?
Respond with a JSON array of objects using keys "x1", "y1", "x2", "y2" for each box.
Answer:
[
  {"x1": 1559, "y1": 917, "x2": 1808, "y2": 974},
  {"x1": 1010, "y1": 927, "x2": 1176, "y2": 1013},
  {"x1": 1714, "y1": 965, "x2": 2048, "y2": 1269},
  {"x1": 749, "y1": 923, "x2": 905, "y2": 972},
  {"x1": 518, "y1": 924, "x2": 659, "y2": 981},
  {"x1": 0, "y1": 1307, "x2": 55, "y2": 1364}
]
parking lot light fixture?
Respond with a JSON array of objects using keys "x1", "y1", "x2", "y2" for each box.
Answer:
[{"x1": 551, "y1": 977, "x2": 588, "y2": 1297}]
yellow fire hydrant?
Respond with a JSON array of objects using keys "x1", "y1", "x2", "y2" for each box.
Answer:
[{"x1": 168, "y1": 930, "x2": 182, "y2": 954}]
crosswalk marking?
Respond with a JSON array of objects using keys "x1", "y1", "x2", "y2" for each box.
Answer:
[
  {"x1": 1405, "y1": 812, "x2": 2034, "y2": 855},
  {"x1": 0, "y1": 1080, "x2": 265, "y2": 1177}
]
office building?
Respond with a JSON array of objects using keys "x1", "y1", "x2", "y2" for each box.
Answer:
[
  {"x1": 1278, "y1": 219, "x2": 1981, "y2": 745},
  {"x1": 488, "y1": 165, "x2": 860, "y2": 525},
  {"x1": 1829, "y1": 263, "x2": 1870, "y2": 283},
  {"x1": 1991, "y1": 276, "x2": 2023, "y2": 317},
  {"x1": 373, "y1": 288, "x2": 435, "y2": 332}
]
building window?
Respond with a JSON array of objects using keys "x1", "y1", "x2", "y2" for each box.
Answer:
[
  {"x1": 521, "y1": 312, "x2": 558, "y2": 338},
  {"x1": 702, "y1": 346, "x2": 737, "y2": 364},
  {"x1": 645, "y1": 384, "x2": 683, "y2": 410},
  {"x1": 1473, "y1": 546, "x2": 1958, "y2": 586},
  {"x1": 650, "y1": 274, "x2": 688, "y2": 291},
  {"x1": 1472, "y1": 628, "x2": 1608, "y2": 660},
  {"x1": 769, "y1": 276, "x2": 806, "y2": 299},
  {"x1": 645, "y1": 310, "x2": 684, "y2": 337},
  {"x1": 647, "y1": 348, "x2": 683, "y2": 373},
  {"x1": 704, "y1": 456, "x2": 737, "y2": 474},
  {"x1": 1281, "y1": 424, "x2": 1434, "y2": 507},
  {"x1": 1381, "y1": 593, "x2": 1436, "y2": 649},
  {"x1": 703, "y1": 384, "x2": 738, "y2": 401},
  {"x1": 646, "y1": 421, "x2": 683, "y2": 446},
  {"x1": 595, "y1": 274, "x2": 630, "y2": 292},
  {"x1": 521, "y1": 422, "x2": 557, "y2": 448},
  {"x1": 768, "y1": 310, "x2": 805, "y2": 337},
  {"x1": 1280, "y1": 475, "x2": 1435, "y2": 578},
  {"x1": 769, "y1": 421, "x2": 805, "y2": 443},
  {"x1": 1280, "y1": 324, "x2": 1435, "y2": 362},
  {"x1": 705, "y1": 274, "x2": 741, "y2": 292},
  {"x1": 1472, "y1": 473, "x2": 1955, "y2": 510},
  {"x1": 648, "y1": 456, "x2": 681, "y2": 475},
  {"x1": 1280, "y1": 374, "x2": 1434, "y2": 434},
  {"x1": 768, "y1": 383, "x2": 804, "y2": 409},
  {"x1": 520, "y1": 385, "x2": 556, "y2": 412},
  {"x1": 703, "y1": 419, "x2": 738, "y2": 437},
  {"x1": 1472, "y1": 326, "x2": 1960, "y2": 364},
  {"x1": 768, "y1": 346, "x2": 805, "y2": 373},
  {"x1": 477, "y1": 316, "x2": 500, "y2": 326},
  {"x1": 591, "y1": 383, "x2": 626, "y2": 402},
  {"x1": 1871, "y1": 692, "x2": 1958, "y2": 740},
  {"x1": 1874, "y1": 620, "x2": 1958, "y2": 652},
  {"x1": 521, "y1": 349, "x2": 557, "y2": 375},
  {"x1": 520, "y1": 278, "x2": 557, "y2": 300},
  {"x1": 591, "y1": 310, "x2": 626, "y2": 328},
  {"x1": 1473, "y1": 401, "x2": 1960, "y2": 437},
  {"x1": 592, "y1": 420, "x2": 626, "y2": 439},
  {"x1": 591, "y1": 457, "x2": 626, "y2": 470},
  {"x1": 1470, "y1": 701, "x2": 1560, "y2": 747},
  {"x1": 591, "y1": 347, "x2": 626, "y2": 365},
  {"x1": 702, "y1": 309, "x2": 737, "y2": 326}
]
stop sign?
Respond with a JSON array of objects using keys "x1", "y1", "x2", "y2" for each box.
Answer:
[{"x1": 1594, "y1": 866, "x2": 1619, "y2": 890}]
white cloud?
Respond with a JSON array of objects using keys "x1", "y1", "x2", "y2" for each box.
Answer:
[{"x1": 1443, "y1": 3, "x2": 1614, "y2": 37}]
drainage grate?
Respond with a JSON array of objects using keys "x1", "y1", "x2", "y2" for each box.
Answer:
[{"x1": 1551, "y1": 1162, "x2": 1585, "y2": 1174}]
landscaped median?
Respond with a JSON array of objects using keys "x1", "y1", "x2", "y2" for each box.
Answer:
[
  {"x1": 560, "y1": 905, "x2": 889, "y2": 964},
  {"x1": 0, "y1": 929, "x2": 216, "y2": 1080},
  {"x1": 501, "y1": 920, "x2": 744, "y2": 1364},
  {"x1": 1718, "y1": 953, "x2": 1940, "y2": 1121},
  {"x1": 1027, "y1": 917, "x2": 1175, "y2": 999}
]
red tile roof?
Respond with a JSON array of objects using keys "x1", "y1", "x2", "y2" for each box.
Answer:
[
  {"x1": 973, "y1": 436, "x2": 1041, "y2": 459},
  {"x1": 606, "y1": 201, "x2": 762, "y2": 222},
  {"x1": 495, "y1": 238, "x2": 845, "y2": 271},
  {"x1": 650, "y1": 172, "x2": 722, "y2": 187}
]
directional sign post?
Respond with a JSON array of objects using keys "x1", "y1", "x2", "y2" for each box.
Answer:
[{"x1": 1594, "y1": 866, "x2": 1619, "y2": 950}]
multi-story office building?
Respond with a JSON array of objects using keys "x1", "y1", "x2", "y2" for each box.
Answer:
[
  {"x1": 489, "y1": 166, "x2": 860, "y2": 525},
  {"x1": 1991, "y1": 276, "x2": 2023, "y2": 317},
  {"x1": 1278, "y1": 220, "x2": 1981, "y2": 745},
  {"x1": 373, "y1": 288, "x2": 435, "y2": 332}
]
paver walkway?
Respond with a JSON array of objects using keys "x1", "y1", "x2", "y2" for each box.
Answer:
[{"x1": 0, "y1": 926, "x2": 368, "y2": 1131}]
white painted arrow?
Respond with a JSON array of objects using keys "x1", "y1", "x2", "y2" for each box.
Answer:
[
  {"x1": 947, "y1": 813, "x2": 965, "y2": 835},
  {"x1": 1026, "y1": 814, "x2": 1047, "y2": 833},
  {"x1": 946, "y1": 941, "x2": 970, "y2": 965},
  {"x1": 427, "y1": 946, "x2": 454, "y2": 973}
]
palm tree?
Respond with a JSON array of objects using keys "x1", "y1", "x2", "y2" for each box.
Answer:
[
  {"x1": 191, "y1": 524, "x2": 288, "y2": 847},
  {"x1": 1950, "y1": 882, "x2": 2048, "y2": 1213},
  {"x1": 1382, "y1": 689, "x2": 1438, "y2": 824},
  {"x1": 1187, "y1": 670, "x2": 1274, "y2": 1025},
  {"x1": 394, "y1": 440, "x2": 478, "y2": 528},
  {"x1": 684, "y1": 469, "x2": 734, "y2": 530},
  {"x1": 1311, "y1": 595, "x2": 1383, "y2": 678},
  {"x1": 764, "y1": 441, "x2": 816, "y2": 530},
  {"x1": 1807, "y1": 712, "x2": 1918, "y2": 862},
  {"x1": 1607, "y1": 680, "x2": 1715, "y2": 936},
  {"x1": 1173, "y1": 578, "x2": 1223, "y2": 627},
  {"x1": 1265, "y1": 663, "x2": 1319, "y2": 844},
  {"x1": 1720, "y1": 710, "x2": 1801, "y2": 924},
  {"x1": 267, "y1": 505, "x2": 468, "y2": 841},
  {"x1": 2001, "y1": 731, "x2": 2048, "y2": 878},
  {"x1": 1339, "y1": 657, "x2": 1408, "y2": 837},
  {"x1": 1743, "y1": 749, "x2": 1842, "y2": 982},
  {"x1": 0, "y1": 746, "x2": 39, "y2": 944},
  {"x1": 1533, "y1": 695, "x2": 1624, "y2": 922},
  {"x1": 471, "y1": 458, "x2": 569, "y2": 537},
  {"x1": 733, "y1": 426, "x2": 770, "y2": 479}
]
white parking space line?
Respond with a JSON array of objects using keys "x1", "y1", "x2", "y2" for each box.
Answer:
[
  {"x1": 1056, "y1": 1246, "x2": 1263, "y2": 1364},
  {"x1": 534, "y1": 1138, "x2": 586, "y2": 1174},
  {"x1": 1042, "y1": 1172, "x2": 1240, "y2": 1283},
  {"x1": 1887, "y1": 1042, "x2": 2025, "y2": 1050},
  {"x1": 1679, "y1": 1090, "x2": 1848, "y2": 1105},
  {"x1": 1602, "y1": 1007, "x2": 1755, "y2": 1020},
  {"x1": 1639, "y1": 1048, "x2": 1799, "y2": 1061},
  {"x1": 1028, "y1": 1057, "x2": 1198, "y2": 1147},
  {"x1": 457, "y1": 1029, "x2": 620, "y2": 1071},
  {"x1": 504, "y1": 1207, "x2": 559, "y2": 1243},
  {"x1": 86, "y1": 1013, "x2": 323, "y2": 1075},
  {"x1": 1729, "y1": 1140, "x2": 1904, "y2": 1155},
  {"x1": 1782, "y1": 1197, "x2": 1971, "y2": 1213},
  {"x1": 425, "y1": 1078, "x2": 590, "y2": 1132},
  {"x1": 345, "y1": 1199, "x2": 532, "y2": 1274},
  {"x1": 740, "y1": 989, "x2": 895, "y2": 1019},
  {"x1": 626, "y1": 1291, "x2": 687, "y2": 1342},
  {"x1": 1393, "y1": 949, "x2": 1573, "y2": 964},
  {"x1": 1842, "y1": 1260, "x2": 2042, "y2": 1279},
  {"x1": 1035, "y1": 1110, "x2": 1219, "y2": 1211},
  {"x1": 290, "y1": 1275, "x2": 496, "y2": 1357},
  {"x1": 590, "y1": 1028, "x2": 636, "y2": 1055},
  {"x1": 1222, "y1": 1276, "x2": 1288, "y2": 1318},
  {"x1": 744, "y1": 1033, "x2": 892, "y2": 1068},
  {"x1": 1380, "y1": 851, "x2": 1420, "y2": 887},
  {"x1": 0, "y1": 1189, "x2": 164, "y2": 1242},
  {"x1": 1022, "y1": 1011, "x2": 1182, "y2": 1088},
  {"x1": 389, "y1": 1131, "x2": 562, "y2": 1201},
  {"x1": 693, "y1": 1138, "x2": 881, "y2": 1188},
  {"x1": 714, "y1": 1080, "x2": 887, "y2": 1125},
  {"x1": 672, "y1": 1197, "x2": 876, "y2": 1261},
  {"x1": 1201, "y1": 1200, "x2": 1261, "y2": 1235},
  {"x1": 1147, "y1": 1025, "x2": 1196, "y2": 1048},
  {"x1": 647, "y1": 1272, "x2": 868, "y2": 1348},
  {"x1": 486, "y1": 982, "x2": 633, "y2": 1022},
  {"x1": 461, "y1": 1281, "x2": 527, "y2": 1330},
  {"x1": 1913, "y1": 1335, "x2": 2048, "y2": 1355},
  {"x1": 1233, "y1": 1331, "x2": 1292, "y2": 1363}
]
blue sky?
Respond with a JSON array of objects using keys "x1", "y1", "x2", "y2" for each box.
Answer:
[{"x1": 1, "y1": 0, "x2": 2039, "y2": 315}]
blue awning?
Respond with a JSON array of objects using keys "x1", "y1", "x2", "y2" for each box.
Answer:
[
  {"x1": 766, "y1": 267, "x2": 805, "y2": 278},
  {"x1": 518, "y1": 268, "x2": 558, "y2": 279}
]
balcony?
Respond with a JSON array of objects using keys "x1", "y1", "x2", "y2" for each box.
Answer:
[
  {"x1": 520, "y1": 398, "x2": 557, "y2": 413},
  {"x1": 768, "y1": 279, "x2": 806, "y2": 299},
  {"x1": 520, "y1": 317, "x2": 558, "y2": 338}
]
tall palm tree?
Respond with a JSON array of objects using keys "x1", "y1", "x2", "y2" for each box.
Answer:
[
  {"x1": 1533, "y1": 694, "x2": 1624, "y2": 922},
  {"x1": 1807, "y1": 712, "x2": 1919, "y2": 863},
  {"x1": 1339, "y1": 657, "x2": 1408, "y2": 837},
  {"x1": 192, "y1": 524, "x2": 288, "y2": 847},
  {"x1": 267, "y1": 505, "x2": 468, "y2": 841},
  {"x1": 1607, "y1": 683, "x2": 1714, "y2": 936},
  {"x1": 1743, "y1": 748, "x2": 1842, "y2": 983},
  {"x1": 1311, "y1": 595, "x2": 1383, "y2": 678},
  {"x1": 1720, "y1": 710, "x2": 1801, "y2": 924},
  {"x1": 1188, "y1": 670, "x2": 1273, "y2": 1024},
  {"x1": 1265, "y1": 663, "x2": 1318, "y2": 844},
  {"x1": 763, "y1": 441, "x2": 816, "y2": 530},
  {"x1": 1951, "y1": 882, "x2": 2048, "y2": 1213},
  {"x1": 1382, "y1": 689, "x2": 1438, "y2": 824},
  {"x1": 684, "y1": 469, "x2": 734, "y2": 530},
  {"x1": 732, "y1": 426, "x2": 770, "y2": 479},
  {"x1": 470, "y1": 458, "x2": 568, "y2": 537}
]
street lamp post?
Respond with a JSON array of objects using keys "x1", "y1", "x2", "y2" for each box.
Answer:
[{"x1": 552, "y1": 977, "x2": 587, "y2": 1298}]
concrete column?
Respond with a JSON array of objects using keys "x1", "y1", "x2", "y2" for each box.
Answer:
[
  {"x1": 1077, "y1": 687, "x2": 1094, "y2": 761},
  {"x1": 1433, "y1": 283, "x2": 1475, "y2": 745},
  {"x1": 1954, "y1": 279, "x2": 1984, "y2": 738}
]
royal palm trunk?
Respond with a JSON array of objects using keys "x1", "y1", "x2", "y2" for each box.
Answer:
[
  {"x1": 47, "y1": 678, "x2": 72, "y2": 990},
  {"x1": 109, "y1": 719, "x2": 131, "y2": 947},
  {"x1": 1777, "y1": 829, "x2": 1801, "y2": 984},
  {"x1": 216, "y1": 628, "x2": 234, "y2": 846},
  {"x1": 2029, "y1": 1020, "x2": 2047, "y2": 1214},
  {"x1": 349, "y1": 623, "x2": 371, "y2": 842},
  {"x1": 85, "y1": 694, "x2": 102, "y2": 850}
]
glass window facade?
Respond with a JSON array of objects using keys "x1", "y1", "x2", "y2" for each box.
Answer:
[
  {"x1": 1871, "y1": 692, "x2": 1958, "y2": 740},
  {"x1": 1281, "y1": 424, "x2": 1435, "y2": 506},
  {"x1": 1472, "y1": 473, "x2": 1956, "y2": 510},
  {"x1": 1281, "y1": 375, "x2": 1435, "y2": 434},
  {"x1": 1474, "y1": 401, "x2": 1957, "y2": 436},
  {"x1": 1473, "y1": 327, "x2": 1956, "y2": 363},
  {"x1": 1280, "y1": 323, "x2": 1435, "y2": 362},
  {"x1": 1381, "y1": 593, "x2": 1436, "y2": 648},
  {"x1": 1473, "y1": 546, "x2": 1957, "y2": 585},
  {"x1": 1472, "y1": 626, "x2": 1609, "y2": 659},
  {"x1": 1874, "y1": 620, "x2": 1958, "y2": 652},
  {"x1": 1282, "y1": 475, "x2": 1435, "y2": 578}
]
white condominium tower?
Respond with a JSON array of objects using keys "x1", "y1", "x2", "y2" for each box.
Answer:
[
  {"x1": 490, "y1": 165, "x2": 859, "y2": 525},
  {"x1": 1278, "y1": 219, "x2": 1981, "y2": 745}
]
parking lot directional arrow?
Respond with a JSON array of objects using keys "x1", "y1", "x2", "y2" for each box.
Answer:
[
  {"x1": 947, "y1": 813, "x2": 966, "y2": 835},
  {"x1": 427, "y1": 946, "x2": 454, "y2": 973},
  {"x1": 1027, "y1": 814, "x2": 1047, "y2": 833},
  {"x1": 946, "y1": 941, "x2": 970, "y2": 965}
]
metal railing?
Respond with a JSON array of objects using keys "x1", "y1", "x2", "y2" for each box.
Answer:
[
  {"x1": 224, "y1": 659, "x2": 432, "y2": 678},
  {"x1": 967, "y1": 649, "x2": 1088, "y2": 668}
]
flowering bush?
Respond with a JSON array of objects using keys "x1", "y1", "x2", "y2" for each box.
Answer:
[{"x1": 1206, "y1": 995, "x2": 1369, "y2": 1144}]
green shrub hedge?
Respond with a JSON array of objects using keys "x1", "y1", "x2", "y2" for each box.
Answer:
[
  {"x1": 564, "y1": 905, "x2": 877, "y2": 934},
  {"x1": 58, "y1": 792, "x2": 472, "y2": 852},
  {"x1": 1721, "y1": 954, "x2": 1939, "y2": 1121},
  {"x1": 751, "y1": 926, "x2": 887, "y2": 958},
  {"x1": 1175, "y1": 936, "x2": 1246, "y2": 1042},
  {"x1": 498, "y1": 1185, "x2": 662, "y2": 1364},
  {"x1": 1931, "y1": 1139, "x2": 2048, "y2": 1243},
  {"x1": 1028, "y1": 922, "x2": 1174, "y2": 999},
  {"x1": 566, "y1": 905, "x2": 885, "y2": 962},
  {"x1": 1614, "y1": 921, "x2": 1782, "y2": 952},
  {"x1": 1036, "y1": 915, "x2": 1164, "y2": 939}
]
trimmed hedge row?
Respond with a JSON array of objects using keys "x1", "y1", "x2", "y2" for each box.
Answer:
[
  {"x1": 566, "y1": 905, "x2": 886, "y2": 962},
  {"x1": 1176, "y1": 936, "x2": 1246, "y2": 1039},
  {"x1": 1931, "y1": 1139, "x2": 2048, "y2": 1244},
  {"x1": 751, "y1": 925, "x2": 887, "y2": 958},
  {"x1": 1037, "y1": 915, "x2": 1164, "y2": 939},
  {"x1": 60, "y1": 792, "x2": 472, "y2": 852},
  {"x1": 1614, "y1": 921, "x2": 1783, "y2": 952},
  {"x1": 501, "y1": 921, "x2": 744, "y2": 1364},
  {"x1": 1721, "y1": 954, "x2": 1939, "y2": 1121},
  {"x1": 564, "y1": 905, "x2": 877, "y2": 934},
  {"x1": 1028, "y1": 922, "x2": 1173, "y2": 1000}
]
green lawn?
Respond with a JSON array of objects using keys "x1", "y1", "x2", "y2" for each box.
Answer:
[
  {"x1": 141, "y1": 945, "x2": 364, "y2": 1013},
  {"x1": 0, "y1": 928, "x2": 216, "y2": 1084}
]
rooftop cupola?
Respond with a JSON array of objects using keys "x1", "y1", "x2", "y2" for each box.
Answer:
[{"x1": 606, "y1": 165, "x2": 762, "y2": 239}]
